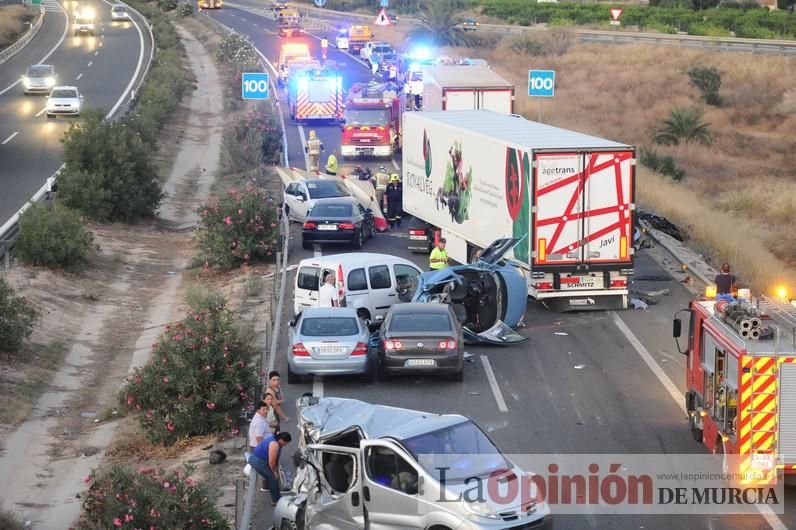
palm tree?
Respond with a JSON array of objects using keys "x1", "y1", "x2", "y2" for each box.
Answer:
[
  {"x1": 654, "y1": 108, "x2": 713, "y2": 146},
  {"x1": 408, "y1": 1, "x2": 471, "y2": 47}
]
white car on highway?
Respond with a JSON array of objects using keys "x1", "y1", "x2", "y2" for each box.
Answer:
[
  {"x1": 73, "y1": 15, "x2": 96, "y2": 36},
  {"x1": 360, "y1": 41, "x2": 391, "y2": 61},
  {"x1": 283, "y1": 179, "x2": 351, "y2": 222},
  {"x1": 22, "y1": 64, "x2": 57, "y2": 95},
  {"x1": 335, "y1": 30, "x2": 349, "y2": 50},
  {"x1": 111, "y1": 4, "x2": 130, "y2": 21},
  {"x1": 46, "y1": 86, "x2": 83, "y2": 118}
]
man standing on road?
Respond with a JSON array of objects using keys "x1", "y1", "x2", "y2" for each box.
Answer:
[
  {"x1": 305, "y1": 130, "x2": 324, "y2": 171},
  {"x1": 429, "y1": 237, "x2": 449, "y2": 271},
  {"x1": 385, "y1": 174, "x2": 403, "y2": 228},
  {"x1": 321, "y1": 37, "x2": 328, "y2": 60},
  {"x1": 318, "y1": 272, "x2": 339, "y2": 308},
  {"x1": 248, "y1": 432, "x2": 292, "y2": 506},
  {"x1": 374, "y1": 165, "x2": 389, "y2": 211},
  {"x1": 715, "y1": 263, "x2": 736, "y2": 296},
  {"x1": 248, "y1": 397, "x2": 275, "y2": 453},
  {"x1": 264, "y1": 371, "x2": 289, "y2": 429},
  {"x1": 325, "y1": 153, "x2": 338, "y2": 175}
]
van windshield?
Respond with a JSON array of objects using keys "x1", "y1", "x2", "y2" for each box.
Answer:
[{"x1": 402, "y1": 420, "x2": 511, "y2": 481}]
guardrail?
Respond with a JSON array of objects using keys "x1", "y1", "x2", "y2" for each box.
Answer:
[
  {"x1": 0, "y1": 2, "x2": 155, "y2": 267},
  {"x1": 0, "y1": 4, "x2": 45, "y2": 66}
]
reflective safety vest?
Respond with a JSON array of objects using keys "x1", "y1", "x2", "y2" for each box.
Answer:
[
  {"x1": 325, "y1": 155, "x2": 338, "y2": 174},
  {"x1": 375, "y1": 172, "x2": 389, "y2": 192},
  {"x1": 429, "y1": 247, "x2": 448, "y2": 270},
  {"x1": 307, "y1": 138, "x2": 322, "y2": 156}
]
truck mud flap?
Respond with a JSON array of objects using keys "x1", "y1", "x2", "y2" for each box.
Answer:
[{"x1": 542, "y1": 293, "x2": 628, "y2": 312}]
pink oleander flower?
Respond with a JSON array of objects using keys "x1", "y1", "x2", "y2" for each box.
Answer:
[{"x1": 113, "y1": 518, "x2": 122, "y2": 527}]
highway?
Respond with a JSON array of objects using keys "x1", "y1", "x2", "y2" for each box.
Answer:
[
  {"x1": 0, "y1": 0, "x2": 152, "y2": 222},
  {"x1": 207, "y1": 5, "x2": 796, "y2": 529}
]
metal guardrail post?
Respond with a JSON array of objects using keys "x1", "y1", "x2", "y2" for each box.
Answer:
[
  {"x1": 237, "y1": 471, "x2": 258, "y2": 530},
  {"x1": 235, "y1": 477, "x2": 245, "y2": 528}
]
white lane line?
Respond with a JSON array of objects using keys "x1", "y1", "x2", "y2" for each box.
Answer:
[
  {"x1": 0, "y1": 0, "x2": 69, "y2": 97},
  {"x1": 87, "y1": 60, "x2": 93, "y2": 67},
  {"x1": 35, "y1": 107, "x2": 47, "y2": 117},
  {"x1": 313, "y1": 244, "x2": 322, "y2": 258},
  {"x1": 480, "y1": 355, "x2": 508, "y2": 412},
  {"x1": 101, "y1": 0, "x2": 146, "y2": 118},
  {"x1": 94, "y1": 50, "x2": 99, "y2": 56},
  {"x1": 391, "y1": 158, "x2": 399, "y2": 170},
  {"x1": 313, "y1": 377, "x2": 323, "y2": 398},
  {"x1": 297, "y1": 124, "x2": 310, "y2": 171},
  {"x1": 76, "y1": 73, "x2": 83, "y2": 80},
  {"x1": 1, "y1": 132, "x2": 19, "y2": 145},
  {"x1": 611, "y1": 312, "x2": 787, "y2": 530}
]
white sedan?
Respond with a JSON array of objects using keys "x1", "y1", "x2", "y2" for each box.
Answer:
[
  {"x1": 46, "y1": 86, "x2": 83, "y2": 118},
  {"x1": 335, "y1": 32, "x2": 349, "y2": 50}
]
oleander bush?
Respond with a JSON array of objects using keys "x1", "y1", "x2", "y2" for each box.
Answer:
[
  {"x1": 0, "y1": 277, "x2": 38, "y2": 356},
  {"x1": 216, "y1": 31, "x2": 258, "y2": 71},
  {"x1": 220, "y1": 108, "x2": 282, "y2": 174},
  {"x1": 16, "y1": 202, "x2": 94, "y2": 268}
]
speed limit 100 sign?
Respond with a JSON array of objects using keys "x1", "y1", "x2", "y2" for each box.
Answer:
[{"x1": 242, "y1": 72, "x2": 270, "y2": 100}]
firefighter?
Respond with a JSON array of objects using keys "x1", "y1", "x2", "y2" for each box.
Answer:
[
  {"x1": 385, "y1": 173, "x2": 402, "y2": 228},
  {"x1": 374, "y1": 165, "x2": 389, "y2": 212},
  {"x1": 321, "y1": 38, "x2": 328, "y2": 60},
  {"x1": 324, "y1": 153, "x2": 338, "y2": 175},
  {"x1": 304, "y1": 130, "x2": 324, "y2": 171}
]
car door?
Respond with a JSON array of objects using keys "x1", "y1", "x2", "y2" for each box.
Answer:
[
  {"x1": 294, "y1": 264, "x2": 321, "y2": 313},
  {"x1": 360, "y1": 440, "x2": 428, "y2": 529},
  {"x1": 392, "y1": 263, "x2": 421, "y2": 302},
  {"x1": 366, "y1": 264, "x2": 396, "y2": 318},
  {"x1": 294, "y1": 182, "x2": 311, "y2": 220},
  {"x1": 284, "y1": 183, "x2": 299, "y2": 220},
  {"x1": 305, "y1": 444, "x2": 365, "y2": 529}
]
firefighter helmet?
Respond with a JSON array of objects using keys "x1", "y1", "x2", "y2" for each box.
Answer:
[
  {"x1": 389, "y1": 173, "x2": 400, "y2": 182},
  {"x1": 308, "y1": 129, "x2": 317, "y2": 140}
]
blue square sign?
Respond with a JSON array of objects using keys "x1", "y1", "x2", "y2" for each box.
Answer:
[
  {"x1": 241, "y1": 72, "x2": 270, "y2": 100},
  {"x1": 528, "y1": 69, "x2": 555, "y2": 97}
]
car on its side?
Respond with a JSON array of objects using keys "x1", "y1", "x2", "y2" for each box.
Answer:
[
  {"x1": 373, "y1": 302, "x2": 464, "y2": 381},
  {"x1": 46, "y1": 86, "x2": 83, "y2": 118},
  {"x1": 301, "y1": 197, "x2": 374, "y2": 250},
  {"x1": 21, "y1": 64, "x2": 56, "y2": 95},
  {"x1": 73, "y1": 15, "x2": 95, "y2": 36},
  {"x1": 283, "y1": 178, "x2": 351, "y2": 222},
  {"x1": 286, "y1": 307, "x2": 375, "y2": 384},
  {"x1": 111, "y1": 4, "x2": 130, "y2": 21}
]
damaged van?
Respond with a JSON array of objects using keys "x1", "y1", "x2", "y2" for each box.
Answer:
[{"x1": 273, "y1": 396, "x2": 553, "y2": 530}]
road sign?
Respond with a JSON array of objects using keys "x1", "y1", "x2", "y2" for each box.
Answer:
[
  {"x1": 380, "y1": 0, "x2": 389, "y2": 6},
  {"x1": 528, "y1": 70, "x2": 555, "y2": 98},
  {"x1": 314, "y1": 0, "x2": 327, "y2": 7},
  {"x1": 610, "y1": 8, "x2": 623, "y2": 20},
  {"x1": 374, "y1": 7, "x2": 391, "y2": 26},
  {"x1": 241, "y1": 72, "x2": 270, "y2": 100}
]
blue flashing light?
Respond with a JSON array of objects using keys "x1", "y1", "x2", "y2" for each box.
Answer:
[
  {"x1": 409, "y1": 46, "x2": 432, "y2": 62},
  {"x1": 297, "y1": 76, "x2": 309, "y2": 90}
]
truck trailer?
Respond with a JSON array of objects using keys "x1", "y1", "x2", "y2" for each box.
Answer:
[
  {"x1": 403, "y1": 110, "x2": 635, "y2": 311},
  {"x1": 421, "y1": 65, "x2": 514, "y2": 114}
]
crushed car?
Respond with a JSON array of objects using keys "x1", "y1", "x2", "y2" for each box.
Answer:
[
  {"x1": 411, "y1": 237, "x2": 530, "y2": 345},
  {"x1": 273, "y1": 395, "x2": 552, "y2": 530}
]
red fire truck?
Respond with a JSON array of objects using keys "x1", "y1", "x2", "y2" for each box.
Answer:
[
  {"x1": 340, "y1": 82, "x2": 404, "y2": 160},
  {"x1": 674, "y1": 289, "x2": 796, "y2": 484},
  {"x1": 287, "y1": 64, "x2": 343, "y2": 123}
]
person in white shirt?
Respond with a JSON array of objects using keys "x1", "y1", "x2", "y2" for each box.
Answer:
[{"x1": 318, "y1": 272, "x2": 339, "y2": 307}]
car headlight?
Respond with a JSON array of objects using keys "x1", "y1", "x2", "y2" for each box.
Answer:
[
  {"x1": 463, "y1": 501, "x2": 501, "y2": 520},
  {"x1": 45, "y1": 77, "x2": 55, "y2": 87},
  {"x1": 23, "y1": 77, "x2": 31, "y2": 87}
]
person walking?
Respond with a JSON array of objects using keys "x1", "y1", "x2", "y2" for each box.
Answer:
[
  {"x1": 324, "y1": 153, "x2": 338, "y2": 176},
  {"x1": 429, "y1": 237, "x2": 449, "y2": 271},
  {"x1": 715, "y1": 263, "x2": 736, "y2": 296},
  {"x1": 248, "y1": 432, "x2": 292, "y2": 506},
  {"x1": 385, "y1": 173, "x2": 403, "y2": 228},
  {"x1": 264, "y1": 371, "x2": 289, "y2": 429},
  {"x1": 305, "y1": 130, "x2": 324, "y2": 172},
  {"x1": 321, "y1": 37, "x2": 328, "y2": 60},
  {"x1": 318, "y1": 272, "x2": 339, "y2": 308},
  {"x1": 374, "y1": 165, "x2": 389, "y2": 212}
]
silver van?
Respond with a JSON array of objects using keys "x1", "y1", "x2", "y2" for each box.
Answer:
[{"x1": 274, "y1": 396, "x2": 553, "y2": 530}]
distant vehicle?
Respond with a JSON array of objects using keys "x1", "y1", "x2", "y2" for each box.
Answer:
[
  {"x1": 459, "y1": 17, "x2": 479, "y2": 30},
  {"x1": 286, "y1": 307, "x2": 375, "y2": 383},
  {"x1": 277, "y1": 7, "x2": 302, "y2": 37},
  {"x1": 347, "y1": 25, "x2": 373, "y2": 54},
  {"x1": 277, "y1": 42, "x2": 311, "y2": 86},
  {"x1": 73, "y1": 16, "x2": 95, "y2": 36},
  {"x1": 21, "y1": 64, "x2": 56, "y2": 95},
  {"x1": 111, "y1": 4, "x2": 129, "y2": 20},
  {"x1": 373, "y1": 302, "x2": 465, "y2": 381},
  {"x1": 197, "y1": 0, "x2": 223, "y2": 8},
  {"x1": 361, "y1": 41, "x2": 392, "y2": 62},
  {"x1": 422, "y1": 64, "x2": 514, "y2": 114},
  {"x1": 387, "y1": 11, "x2": 399, "y2": 24},
  {"x1": 411, "y1": 238, "x2": 530, "y2": 346},
  {"x1": 293, "y1": 252, "x2": 421, "y2": 319},
  {"x1": 46, "y1": 86, "x2": 83, "y2": 118},
  {"x1": 335, "y1": 29, "x2": 349, "y2": 50},
  {"x1": 274, "y1": 396, "x2": 554, "y2": 530},
  {"x1": 301, "y1": 197, "x2": 375, "y2": 250},
  {"x1": 283, "y1": 178, "x2": 351, "y2": 222}
]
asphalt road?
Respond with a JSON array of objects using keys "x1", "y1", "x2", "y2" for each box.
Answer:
[{"x1": 0, "y1": 0, "x2": 152, "y2": 223}]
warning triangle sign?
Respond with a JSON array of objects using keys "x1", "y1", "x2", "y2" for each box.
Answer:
[
  {"x1": 375, "y1": 7, "x2": 391, "y2": 26},
  {"x1": 610, "y1": 8, "x2": 623, "y2": 20}
]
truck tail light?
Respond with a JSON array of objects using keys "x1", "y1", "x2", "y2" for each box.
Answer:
[
  {"x1": 345, "y1": 126, "x2": 353, "y2": 131},
  {"x1": 409, "y1": 228, "x2": 426, "y2": 237},
  {"x1": 611, "y1": 279, "x2": 627, "y2": 288},
  {"x1": 351, "y1": 342, "x2": 368, "y2": 356},
  {"x1": 438, "y1": 339, "x2": 457, "y2": 350},
  {"x1": 535, "y1": 282, "x2": 553, "y2": 290},
  {"x1": 303, "y1": 222, "x2": 317, "y2": 230},
  {"x1": 377, "y1": 126, "x2": 385, "y2": 131},
  {"x1": 384, "y1": 340, "x2": 402, "y2": 350},
  {"x1": 292, "y1": 343, "x2": 310, "y2": 356},
  {"x1": 338, "y1": 222, "x2": 355, "y2": 230}
]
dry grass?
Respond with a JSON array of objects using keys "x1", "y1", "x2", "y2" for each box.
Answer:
[{"x1": 0, "y1": 5, "x2": 28, "y2": 48}]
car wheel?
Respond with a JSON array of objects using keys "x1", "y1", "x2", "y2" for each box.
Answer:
[
  {"x1": 301, "y1": 239, "x2": 312, "y2": 250},
  {"x1": 46, "y1": 114, "x2": 54, "y2": 119},
  {"x1": 451, "y1": 368, "x2": 464, "y2": 382},
  {"x1": 352, "y1": 229, "x2": 363, "y2": 250},
  {"x1": 280, "y1": 519, "x2": 296, "y2": 530},
  {"x1": 690, "y1": 412, "x2": 703, "y2": 443},
  {"x1": 287, "y1": 365, "x2": 301, "y2": 385},
  {"x1": 377, "y1": 360, "x2": 391, "y2": 382}
]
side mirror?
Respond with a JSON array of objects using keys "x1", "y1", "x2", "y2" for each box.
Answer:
[
  {"x1": 288, "y1": 319, "x2": 295, "y2": 327},
  {"x1": 296, "y1": 195, "x2": 305, "y2": 202},
  {"x1": 672, "y1": 318, "x2": 682, "y2": 339},
  {"x1": 375, "y1": 315, "x2": 384, "y2": 323}
]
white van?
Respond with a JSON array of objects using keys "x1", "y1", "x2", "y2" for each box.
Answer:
[{"x1": 293, "y1": 253, "x2": 422, "y2": 319}]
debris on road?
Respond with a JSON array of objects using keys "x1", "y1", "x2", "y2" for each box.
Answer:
[
  {"x1": 574, "y1": 364, "x2": 585, "y2": 370},
  {"x1": 637, "y1": 209, "x2": 687, "y2": 242},
  {"x1": 467, "y1": 392, "x2": 481, "y2": 396},
  {"x1": 554, "y1": 331, "x2": 569, "y2": 336},
  {"x1": 630, "y1": 298, "x2": 649, "y2": 310}
]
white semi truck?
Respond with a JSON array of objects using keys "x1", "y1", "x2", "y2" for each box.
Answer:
[
  {"x1": 421, "y1": 65, "x2": 514, "y2": 114},
  {"x1": 403, "y1": 110, "x2": 636, "y2": 311}
]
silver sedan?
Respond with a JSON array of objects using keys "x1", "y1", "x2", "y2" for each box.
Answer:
[{"x1": 286, "y1": 307, "x2": 376, "y2": 384}]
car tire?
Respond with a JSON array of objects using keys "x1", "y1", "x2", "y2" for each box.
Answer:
[
  {"x1": 451, "y1": 368, "x2": 464, "y2": 382},
  {"x1": 46, "y1": 114, "x2": 54, "y2": 119},
  {"x1": 352, "y1": 229, "x2": 363, "y2": 250},
  {"x1": 287, "y1": 365, "x2": 301, "y2": 385},
  {"x1": 301, "y1": 239, "x2": 312, "y2": 250},
  {"x1": 377, "y1": 360, "x2": 391, "y2": 382}
]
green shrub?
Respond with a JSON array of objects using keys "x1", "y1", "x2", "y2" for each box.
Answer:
[
  {"x1": 59, "y1": 110, "x2": 162, "y2": 222},
  {"x1": 157, "y1": 0, "x2": 177, "y2": 11},
  {"x1": 120, "y1": 295, "x2": 257, "y2": 445},
  {"x1": 639, "y1": 146, "x2": 686, "y2": 181},
  {"x1": 549, "y1": 17, "x2": 575, "y2": 27},
  {"x1": 0, "y1": 509, "x2": 24, "y2": 530},
  {"x1": 177, "y1": 2, "x2": 194, "y2": 16},
  {"x1": 654, "y1": 107, "x2": 713, "y2": 146},
  {"x1": 688, "y1": 66, "x2": 722, "y2": 106},
  {"x1": 196, "y1": 186, "x2": 280, "y2": 270},
  {"x1": 688, "y1": 22, "x2": 733, "y2": 37},
  {"x1": 216, "y1": 31, "x2": 258, "y2": 71},
  {"x1": 644, "y1": 22, "x2": 677, "y2": 34},
  {"x1": 220, "y1": 108, "x2": 282, "y2": 174},
  {"x1": 79, "y1": 464, "x2": 230, "y2": 529},
  {"x1": 509, "y1": 34, "x2": 546, "y2": 55},
  {"x1": 16, "y1": 202, "x2": 93, "y2": 268},
  {"x1": 0, "y1": 276, "x2": 38, "y2": 355}
]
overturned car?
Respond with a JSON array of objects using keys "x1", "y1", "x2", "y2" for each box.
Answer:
[
  {"x1": 273, "y1": 395, "x2": 552, "y2": 530},
  {"x1": 411, "y1": 238, "x2": 529, "y2": 345}
]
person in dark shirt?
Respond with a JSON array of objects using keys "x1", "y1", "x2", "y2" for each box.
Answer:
[{"x1": 715, "y1": 263, "x2": 736, "y2": 295}]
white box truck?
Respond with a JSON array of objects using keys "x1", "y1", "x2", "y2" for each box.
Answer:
[
  {"x1": 421, "y1": 65, "x2": 514, "y2": 114},
  {"x1": 403, "y1": 110, "x2": 636, "y2": 311}
]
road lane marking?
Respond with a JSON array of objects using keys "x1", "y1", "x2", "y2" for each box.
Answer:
[
  {"x1": 313, "y1": 244, "x2": 321, "y2": 258},
  {"x1": 611, "y1": 312, "x2": 787, "y2": 530},
  {"x1": 480, "y1": 355, "x2": 508, "y2": 412},
  {"x1": 94, "y1": 50, "x2": 99, "y2": 56},
  {"x1": 76, "y1": 73, "x2": 83, "y2": 80},
  {"x1": 101, "y1": 0, "x2": 146, "y2": 118},
  {"x1": 35, "y1": 107, "x2": 47, "y2": 117},
  {"x1": 313, "y1": 377, "x2": 323, "y2": 398},
  {"x1": 1, "y1": 132, "x2": 19, "y2": 145},
  {"x1": 391, "y1": 158, "x2": 399, "y2": 170},
  {"x1": 87, "y1": 60, "x2": 93, "y2": 67}
]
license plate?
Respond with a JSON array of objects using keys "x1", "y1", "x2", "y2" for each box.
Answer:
[
  {"x1": 405, "y1": 359, "x2": 436, "y2": 367},
  {"x1": 358, "y1": 148, "x2": 374, "y2": 155},
  {"x1": 409, "y1": 235, "x2": 427, "y2": 241},
  {"x1": 317, "y1": 224, "x2": 337, "y2": 231},
  {"x1": 560, "y1": 276, "x2": 604, "y2": 290},
  {"x1": 316, "y1": 347, "x2": 345, "y2": 354}
]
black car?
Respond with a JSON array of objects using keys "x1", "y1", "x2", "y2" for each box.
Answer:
[
  {"x1": 373, "y1": 302, "x2": 464, "y2": 382},
  {"x1": 302, "y1": 197, "x2": 374, "y2": 250}
]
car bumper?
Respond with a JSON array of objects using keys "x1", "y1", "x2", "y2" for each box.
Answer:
[
  {"x1": 112, "y1": 15, "x2": 128, "y2": 20},
  {"x1": 302, "y1": 229, "x2": 356, "y2": 244},
  {"x1": 340, "y1": 144, "x2": 393, "y2": 158},
  {"x1": 24, "y1": 85, "x2": 51, "y2": 93},
  {"x1": 47, "y1": 107, "x2": 80, "y2": 115},
  {"x1": 288, "y1": 355, "x2": 370, "y2": 376},
  {"x1": 75, "y1": 27, "x2": 95, "y2": 33},
  {"x1": 381, "y1": 351, "x2": 463, "y2": 374}
]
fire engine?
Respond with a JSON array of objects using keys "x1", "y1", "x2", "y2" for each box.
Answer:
[
  {"x1": 287, "y1": 64, "x2": 344, "y2": 123},
  {"x1": 674, "y1": 287, "x2": 796, "y2": 484},
  {"x1": 277, "y1": 7, "x2": 303, "y2": 37},
  {"x1": 340, "y1": 82, "x2": 404, "y2": 159}
]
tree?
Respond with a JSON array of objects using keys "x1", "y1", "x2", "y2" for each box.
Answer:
[
  {"x1": 654, "y1": 108, "x2": 713, "y2": 146},
  {"x1": 408, "y1": 0, "x2": 471, "y2": 46},
  {"x1": 0, "y1": 277, "x2": 38, "y2": 355},
  {"x1": 688, "y1": 66, "x2": 722, "y2": 106}
]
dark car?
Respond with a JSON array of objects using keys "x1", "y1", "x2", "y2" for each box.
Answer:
[
  {"x1": 373, "y1": 302, "x2": 464, "y2": 382},
  {"x1": 387, "y1": 12, "x2": 399, "y2": 24},
  {"x1": 302, "y1": 197, "x2": 374, "y2": 250}
]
